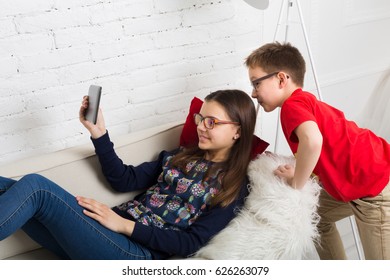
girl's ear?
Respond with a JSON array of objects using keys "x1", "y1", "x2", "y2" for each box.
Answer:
[{"x1": 234, "y1": 128, "x2": 241, "y2": 140}]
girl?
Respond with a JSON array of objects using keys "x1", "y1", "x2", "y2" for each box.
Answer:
[{"x1": 0, "y1": 89, "x2": 256, "y2": 259}]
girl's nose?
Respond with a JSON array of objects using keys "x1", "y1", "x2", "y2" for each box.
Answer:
[{"x1": 196, "y1": 120, "x2": 207, "y2": 131}]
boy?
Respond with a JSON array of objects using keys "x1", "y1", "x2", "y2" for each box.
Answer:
[{"x1": 245, "y1": 41, "x2": 390, "y2": 260}]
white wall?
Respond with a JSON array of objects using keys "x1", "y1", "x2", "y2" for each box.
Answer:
[{"x1": 0, "y1": 0, "x2": 264, "y2": 163}]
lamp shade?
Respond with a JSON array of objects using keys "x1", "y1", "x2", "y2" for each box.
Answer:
[{"x1": 243, "y1": 0, "x2": 269, "y2": 10}]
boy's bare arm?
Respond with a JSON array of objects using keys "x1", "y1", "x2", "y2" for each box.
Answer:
[
  {"x1": 274, "y1": 121, "x2": 322, "y2": 189},
  {"x1": 293, "y1": 121, "x2": 323, "y2": 189}
]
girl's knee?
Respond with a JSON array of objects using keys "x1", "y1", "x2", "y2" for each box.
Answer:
[
  {"x1": 20, "y1": 173, "x2": 47, "y2": 183},
  {"x1": 19, "y1": 174, "x2": 54, "y2": 191}
]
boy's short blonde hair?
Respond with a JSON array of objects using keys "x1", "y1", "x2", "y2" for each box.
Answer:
[{"x1": 245, "y1": 42, "x2": 306, "y2": 87}]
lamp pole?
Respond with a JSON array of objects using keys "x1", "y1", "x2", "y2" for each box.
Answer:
[{"x1": 273, "y1": 0, "x2": 323, "y2": 154}]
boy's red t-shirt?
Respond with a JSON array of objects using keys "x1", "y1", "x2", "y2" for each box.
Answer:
[{"x1": 280, "y1": 88, "x2": 390, "y2": 202}]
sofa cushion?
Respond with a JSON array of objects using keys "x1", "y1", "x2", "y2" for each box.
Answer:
[{"x1": 179, "y1": 97, "x2": 204, "y2": 148}]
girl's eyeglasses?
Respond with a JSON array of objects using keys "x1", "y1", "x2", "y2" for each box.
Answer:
[{"x1": 193, "y1": 113, "x2": 240, "y2": 130}]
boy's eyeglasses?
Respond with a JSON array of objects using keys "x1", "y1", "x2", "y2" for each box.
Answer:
[
  {"x1": 193, "y1": 113, "x2": 240, "y2": 130},
  {"x1": 251, "y1": 72, "x2": 279, "y2": 90}
]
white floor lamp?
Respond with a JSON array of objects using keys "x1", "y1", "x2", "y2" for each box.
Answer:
[{"x1": 243, "y1": 0, "x2": 364, "y2": 260}]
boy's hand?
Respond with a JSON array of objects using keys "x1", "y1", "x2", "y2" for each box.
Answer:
[
  {"x1": 274, "y1": 164, "x2": 295, "y2": 188},
  {"x1": 79, "y1": 96, "x2": 107, "y2": 139}
]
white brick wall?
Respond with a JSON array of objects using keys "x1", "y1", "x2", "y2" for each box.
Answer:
[{"x1": 0, "y1": 0, "x2": 264, "y2": 164}]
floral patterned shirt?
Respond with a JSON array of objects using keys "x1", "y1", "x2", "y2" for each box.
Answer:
[{"x1": 115, "y1": 153, "x2": 222, "y2": 230}]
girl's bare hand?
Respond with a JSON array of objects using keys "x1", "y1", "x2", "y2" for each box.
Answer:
[{"x1": 76, "y1": 196, "x2": 135, "y2": 236}]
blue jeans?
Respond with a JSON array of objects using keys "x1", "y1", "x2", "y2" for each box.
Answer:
[{"x1": 0, "y1": 174, "x2": 152, "y2": 260}]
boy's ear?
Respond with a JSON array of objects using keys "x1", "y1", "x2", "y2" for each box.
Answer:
[{"x1": 278, "y1": 72, "x2": 289, "y2": 86}]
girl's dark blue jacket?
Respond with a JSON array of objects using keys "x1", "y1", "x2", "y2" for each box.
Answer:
[{"x1": 91, "y1": 132, "x2": 249, "y2": 259}]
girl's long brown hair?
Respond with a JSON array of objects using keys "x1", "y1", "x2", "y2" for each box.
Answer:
[{"x1": 171, "y1": 89, "x2": 256, "y2": 207}]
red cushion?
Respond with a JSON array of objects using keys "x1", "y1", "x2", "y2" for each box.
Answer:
[
  {"x1": 180, "y1": 97, "x2": 269, "y2": 159},
  {"x1": 250, "y1": 133, "x2": 269, "y2": 159},
  {"x1": 179, "y1": 97, "x2": 204, "y2": 148}
]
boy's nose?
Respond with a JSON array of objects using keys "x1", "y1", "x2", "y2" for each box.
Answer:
[{"x1": 251, "y1": 89, "x2": 258, "y2": 98}]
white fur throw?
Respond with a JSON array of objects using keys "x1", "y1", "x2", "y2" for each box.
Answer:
[{"x1": 195, "y1": 153, "x2": 321, "y2": 259}]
